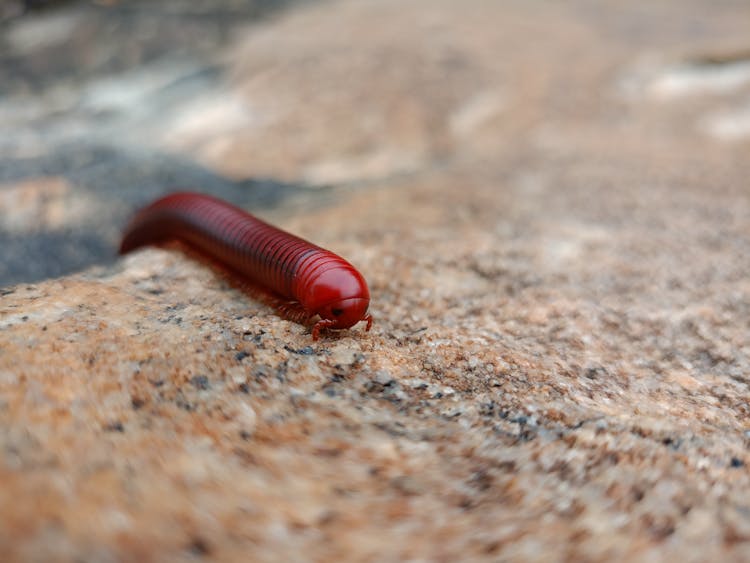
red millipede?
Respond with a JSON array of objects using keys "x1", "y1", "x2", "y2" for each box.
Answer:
[{"x1": 119, "y1": 192, "x2": 372, "y2": 340}]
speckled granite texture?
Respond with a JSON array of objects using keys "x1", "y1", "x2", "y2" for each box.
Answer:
[{"x1": 2, "y1": 0, "x2": 750, "y2": 561}]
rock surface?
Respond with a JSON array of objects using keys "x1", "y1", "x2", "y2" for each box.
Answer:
[{"x1": 2, "y1": 0, "x2": 750, "y2": 561}]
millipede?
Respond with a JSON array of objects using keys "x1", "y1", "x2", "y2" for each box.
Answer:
[{"x1": 119, "y1": 192, "x2": 372, "y2": 340}]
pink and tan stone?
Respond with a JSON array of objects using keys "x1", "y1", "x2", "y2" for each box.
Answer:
[{"x1": 2, "y1": 0, "x2": 750, "y2": 560}]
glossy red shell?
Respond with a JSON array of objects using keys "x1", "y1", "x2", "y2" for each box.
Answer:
[{"x1": 119, "y1": 192, "x2": 372, "y2": 338}]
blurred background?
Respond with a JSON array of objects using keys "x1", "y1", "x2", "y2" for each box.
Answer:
[
  {"x1": 1, "y1": 0, "x2": 749, "y2": 285},
  {"x1": 0, "y1": 0, "x2": 310, "y2": 285}
]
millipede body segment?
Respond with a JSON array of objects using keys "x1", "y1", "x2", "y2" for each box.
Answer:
[{"x1": 119, "y1": 192, "x2": 372, "y2": 339}]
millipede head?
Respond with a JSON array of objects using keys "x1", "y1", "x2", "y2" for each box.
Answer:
[
  {"x1": 304, "y1": 265, "x2": 371, "y2": 335},
  {"x1": 317, "y1": 297, "x2": 370, "y2": 330}
]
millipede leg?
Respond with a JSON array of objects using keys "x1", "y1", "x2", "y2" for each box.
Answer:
[
  {"x1": 276, "y1": 300, "x2": 309, "y2": 324},
  {"x1": 312, "y1": 319, "x2": 336, "y2": 340}
]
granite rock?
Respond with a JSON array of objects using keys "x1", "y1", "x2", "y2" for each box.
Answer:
[{"x1": 1, "y1": 0, "x2": 750, "y2": 561}]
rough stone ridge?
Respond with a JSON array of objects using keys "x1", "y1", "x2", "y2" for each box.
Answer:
[{"x1": 1, "y1": 0, "x2": 750, "y2": 561}]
